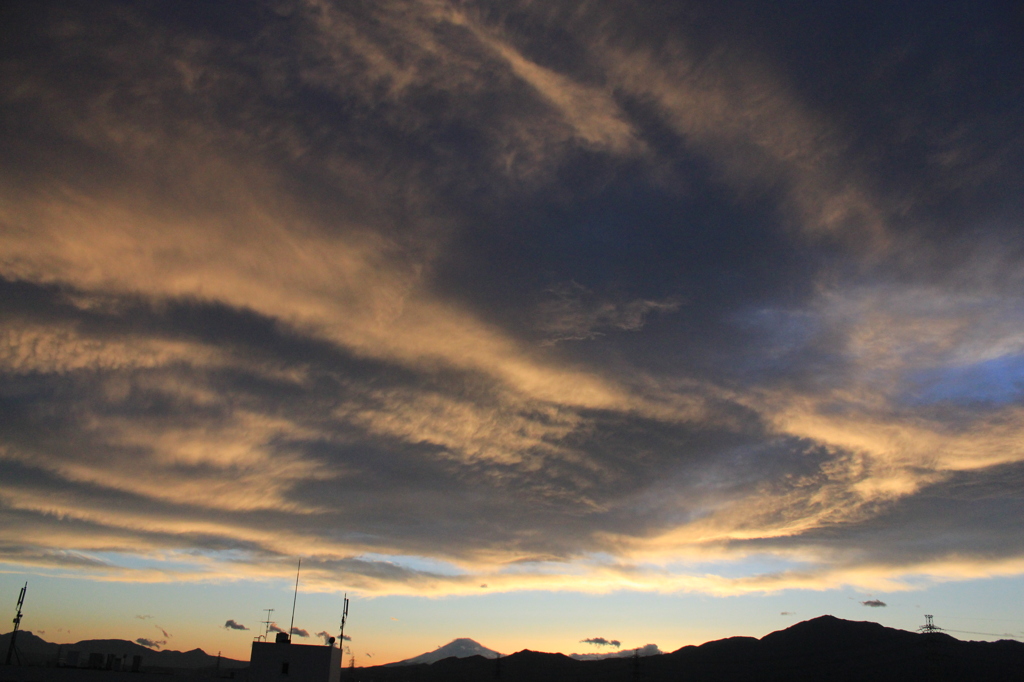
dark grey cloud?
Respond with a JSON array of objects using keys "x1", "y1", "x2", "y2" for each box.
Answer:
[
  {"x1": 0, "y1": 0, "x2": 1022, "y2": 597},
  {"x1": 861, "y1": 600, "x2": 887, "y2": 608},
  {"x1": 0, "y1": 281, "x2": 779, "y2": 564},
  {"x1": 224, "y1": 620, "x2": 249, "y2": 631},
  {"x1": 136, "y1": 638, "x2": 165, "y2": 650},
  {"x1": 571, "y1": 643, "x2": 660, "y2": 661},
  {"x1": 580, "y1": 637, "x2": 621, "y2": 648},
  {"x1": 731, "y1": 461, "x2": 1024, "y2": 568},
  {"x1": 535, "y1": 282, "x2": 680, "y2": 344},
  {"x1": 291, "y1": 628, "x2": 310, "y2": 638},
  {"x1": 316, "y1": 630, "x2": 343, "y2": 645}
]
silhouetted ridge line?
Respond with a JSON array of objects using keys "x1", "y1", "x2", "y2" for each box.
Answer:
[
  {"x1": 0, "y1": 631, "x2": 246, "y2": 670},
  {"x1": 350, "y1": 616, "x2": 1024, "y2": 681}
]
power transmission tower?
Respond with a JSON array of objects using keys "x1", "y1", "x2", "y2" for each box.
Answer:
[
  {"x1": 919, "y1": 614, "x2": 943, "y2": 634},
  {"x1": 5, "y1": 582, "x2": 26, "y2": 665}
]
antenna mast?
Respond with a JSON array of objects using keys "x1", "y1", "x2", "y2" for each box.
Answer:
[
  {"x1": 288, "y1": 558, "x2": 301, "y2": 643},
  {"x1": 260, "y1": 608, "x2": 275, "y2": 641},
  {"x1": 338, "y1": 594, "x2": 350, "y2": 665},
  {"x1": 5, "y1": 582, "x2": 26, "y2": 665}
]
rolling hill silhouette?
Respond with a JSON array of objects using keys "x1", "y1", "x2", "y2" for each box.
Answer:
[
  {"x1": 0, "y1": 630, "x2": 245, "y2": 670},
  {"x1": 351, "y1": 616, "x2": 1024, "y2": 682},
  {"x1": 5, "y1": 617, "x2": 1023, "y2": 680}
]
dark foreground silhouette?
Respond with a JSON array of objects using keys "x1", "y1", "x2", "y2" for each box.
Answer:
[
  {"x1": 347, "y1": 616, "x2": 1023, "y2": 682},
  {"x1": 0, "y1": 630, "x2": 245, "y2": 671},
  {"x1": 3, "y1": 616, "x2": 1022, "y2": 681}
]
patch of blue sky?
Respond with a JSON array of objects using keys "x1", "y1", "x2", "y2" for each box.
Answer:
[
  {"x1": 178, "y1": 547, "x2": 263, "y2": 563},
  {"x1": 495, "y1": 560, "x2": 592, "y2": 576},
  {"x1": 654, "y1": 554, "x2": 815, "y2": 581},
  {"x1": 357, "y1": 553, "x2": 467, "y2": 576},
  {"x1": 494, "y1": 553, "x2": 816, "y2": 583},
  {"x1": 903, "y1": 354, "x2": 1024, "y2": 406},
  {"x1": 0, "y1": 563, "x2": 109, "y2": 583},
  {"x1": 88, "y1": 550, "x2": 220, "y2": 574}
]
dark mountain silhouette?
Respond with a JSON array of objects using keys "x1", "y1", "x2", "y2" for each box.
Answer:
[
  {"x1": 570, "y1": 643, "x2": 662, "y2": 660},
  {"x1": 387, "y1": 637, "x2": 502, "y2": 666},
  {"x1": 0, "y1": 630, "x2": 246, "y2": 670},
  {"x1": 347, "y1": 616, "x2": 1024, "y2": 682}
]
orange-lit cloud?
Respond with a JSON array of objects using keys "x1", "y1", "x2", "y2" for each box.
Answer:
[{"x1": 1, "y1": 0, "x2": 1023, "y2": 609}]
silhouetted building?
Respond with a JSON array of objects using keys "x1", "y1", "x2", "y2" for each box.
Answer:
[{"x1": 250, "y1": 635, "x2": 341, "y2": 682}]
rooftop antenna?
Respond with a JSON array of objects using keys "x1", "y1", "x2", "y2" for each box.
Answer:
[
  {"x1": 288, "y1": 558, "x2": 301, "y2": 643},
  {"x1": 260, "y1": 608, "x2": 275, "y2": 641},
  {"x1": 5, "y1": 582, "x2": 27, "y2": 665},
  {"x1": 338, "y1": 594, "x2": 350, "y2": 663},
  {"x1": 919, "y1": 614, "x2": 942, "y2": 634}
]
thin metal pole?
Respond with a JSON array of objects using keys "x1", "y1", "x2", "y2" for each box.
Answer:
[{"x1": 288, "y1": 558, "x2": 301, "y2": 642}]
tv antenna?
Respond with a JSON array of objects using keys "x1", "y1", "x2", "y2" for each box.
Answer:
[
  {"x1": 288, "y1": 558, "x2": 301, "y2": 643},
  {"x1": 338, "y1": 593, "x2": 350, "y2": 663},
  {"x1": 919, "y1": 614, "x2": 943, "y2": 634},
  {"x1": 5, "y1": 582, "x2": 27, "y2": 665},
  {"x1": 260, "y1": 608, "x2": 275, "y2": 641}
]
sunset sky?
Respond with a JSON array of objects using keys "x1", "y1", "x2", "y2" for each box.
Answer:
[{"x1": 2, "y1": 0, "x2": 1024, "y2": 665}]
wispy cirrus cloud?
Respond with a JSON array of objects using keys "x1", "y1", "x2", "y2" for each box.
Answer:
[{"x1": 0, "y1": 0, "x2": 1022, "y2": 608}]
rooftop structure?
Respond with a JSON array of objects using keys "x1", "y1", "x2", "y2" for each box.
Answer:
[{"x1": 250, "y1": 635, "x2": 341, "y2": 682}]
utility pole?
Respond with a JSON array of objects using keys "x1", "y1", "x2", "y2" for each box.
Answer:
[{"x1": 5, "y1": 582, "x2": 26, "y2": 665}]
